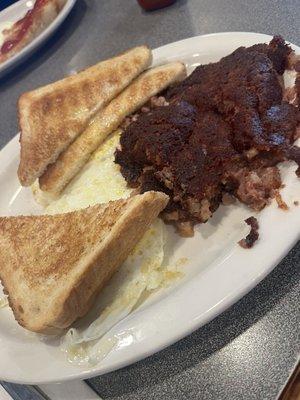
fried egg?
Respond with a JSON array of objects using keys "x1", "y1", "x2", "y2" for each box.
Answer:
[
  {"x1": 39, "y1": 131, "x2": 174, "y2": 365},
  {"x1": 46, "y1": 130, "x2": 132, "y2": 214}
]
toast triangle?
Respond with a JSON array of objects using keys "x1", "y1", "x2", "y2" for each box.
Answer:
[
  {"x1": 0, "y1": 191, "x2": 168, "y2": 334},
  {"x1": 39, "y1": 62, "x2": 186, "y2": 195},
  {"x1": 17, "y1": 46, "x2": 152, "y2": 187}
]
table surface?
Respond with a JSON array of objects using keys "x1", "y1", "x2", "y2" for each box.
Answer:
[{"x1": 0, "y1": 0, "x2": 299, "y2": 399}]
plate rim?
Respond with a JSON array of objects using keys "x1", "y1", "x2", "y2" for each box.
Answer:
[{"x1": 0, "y1": 31, "x2": 299, "y2": 384}]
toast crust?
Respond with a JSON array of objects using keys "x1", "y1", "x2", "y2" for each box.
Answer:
[
  {"x1": 0, "y1": 192, "x2": 168, "y2": 333},
  {"x1": 39, "y1": 62, "x2": 186, "y2": 195},
  {"x1": 17, "y1": 46, "x2": 152, "y2": 187}
]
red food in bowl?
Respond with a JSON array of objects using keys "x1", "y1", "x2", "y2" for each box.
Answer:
[{"x1": 137, "y1": 0, "x2": 176, "y2": 11}]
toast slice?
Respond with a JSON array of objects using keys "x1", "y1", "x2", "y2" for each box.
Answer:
[
  {"x1": 17, "y1": 46, "x2": 152, "y2": 187},
  {"x1": 0, "y1": 191, "x2": 168, "y2": 334},
  {"x1": 39, "y1": 62, "x2": 186, "y2": 195}
]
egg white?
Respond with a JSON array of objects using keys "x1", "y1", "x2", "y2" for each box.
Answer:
[{"x1": 40, "y1": 131, "x2": 171, "y2": 365}]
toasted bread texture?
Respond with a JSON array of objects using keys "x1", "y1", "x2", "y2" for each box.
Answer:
[
  {"x1": 0, "y1": 191, "x2": 168, "y2": 333},
  {"x1": 39, "y1": 62, "x2": 187, "y2": 195},
  {"x1": 18, "y1": 46, "x2": 152, "y2": 187}
]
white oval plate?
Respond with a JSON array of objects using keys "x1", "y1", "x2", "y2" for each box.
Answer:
[
  {"x1": 0, "y1": 32, "x2": 299, "y2": 384},
  {"x1": 0, "y1": 0, "x2": 77, "y2": 77}
]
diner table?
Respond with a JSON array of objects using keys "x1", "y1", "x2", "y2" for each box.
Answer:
[{"x1": 0, "y1": 1, "x2": 299, "y2": 399}]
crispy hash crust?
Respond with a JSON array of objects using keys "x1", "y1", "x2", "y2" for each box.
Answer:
[{"x1": 116, "y1": 36, "x2": 300, "y2": 236}]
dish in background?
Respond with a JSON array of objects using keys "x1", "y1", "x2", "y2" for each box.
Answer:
[{"x1": 0, "y1": 0, "x2": 77, "y2": 77}]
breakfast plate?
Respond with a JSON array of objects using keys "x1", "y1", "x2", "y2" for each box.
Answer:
[
  {"x1": 0, "y1": 32, "x2": 299, "y2": 384},
  {"x1": 0, "y1": 0, "x2": 77, "y2": 77}
]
